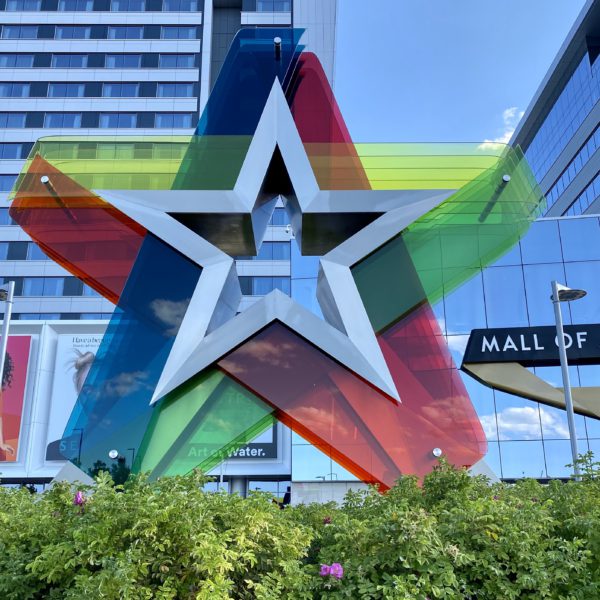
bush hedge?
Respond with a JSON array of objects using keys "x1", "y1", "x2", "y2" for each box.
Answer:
[{"x1": 0, "y1": 456, "x2": 599, "y2": 599}]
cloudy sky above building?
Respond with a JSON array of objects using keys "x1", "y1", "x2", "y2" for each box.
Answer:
[{"x1": 335, "y1": 0, "x2": 586, "y2": 143}]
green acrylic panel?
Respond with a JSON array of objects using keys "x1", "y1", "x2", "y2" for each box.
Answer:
[
  {"x1": 171, "y1": 135, "x2": 253, "y2": 191},
  {"x1": 352, "y1": 146, "x2": 545, "y2": 333},
  {"x1": 138, "y1": 369, "x2": 275, "y2": 479}
]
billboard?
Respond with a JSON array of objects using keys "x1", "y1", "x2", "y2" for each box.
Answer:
[
  {"x1": 46, "y1": 333, "x2": 103, "y2": 461},
  {"x1": 0, "y1": 336, "x2": 31, "y2": 462}
]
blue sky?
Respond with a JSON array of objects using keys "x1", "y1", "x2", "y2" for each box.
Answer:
[{"x1": 334, "y1": 1, "x2": 586, "y2": 142}]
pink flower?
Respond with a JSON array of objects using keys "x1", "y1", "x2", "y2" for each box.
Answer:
[
  {"x1": 319, "y1": 564, "x2": 331, "y2": 576},
  {"x1": 73, "y1": 491, "x2": 86, "y2": 506},
  {"x1": 330, "y1": 563, "x2": 344, "y2": 579}
]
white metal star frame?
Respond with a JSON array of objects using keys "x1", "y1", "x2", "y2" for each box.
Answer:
[{"x1": 94, "y1": 81, "x2": 458, "y2": 407}]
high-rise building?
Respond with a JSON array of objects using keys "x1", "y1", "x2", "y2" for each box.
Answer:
[
  {"x1": 512, "y1": 0, "x2": 600, "y2": 217},
  {"x1": 0, "y1": 0, "x2": 340, "y2": 321}
]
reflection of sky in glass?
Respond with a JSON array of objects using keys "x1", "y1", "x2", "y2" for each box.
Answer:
[
  {"x1": 439, "y1": 216, "x2": 600, "y2": 480},
  {"x1": 62, "y1": 234, "x2": 202, "y2": 474},
  {"x1": 286, "y1": 216, "x2": 600, "y2": 482}
]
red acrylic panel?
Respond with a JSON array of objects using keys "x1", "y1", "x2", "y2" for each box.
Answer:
[
  {"x1": 10, "y1": 156, "x2": 146, "y2": 304},
  {"x1": 287, "y1": 52, "x2": 371, "y2": 190},
  {"x1": 218, "y1": 320, "x2": 486, "y2": 489},
  {"x1": 378, "y1": 303, "x2": 487, "y2": 471}
]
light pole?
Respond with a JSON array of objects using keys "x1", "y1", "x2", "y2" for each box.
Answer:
[
  {"x1": 0, "y1": 281, "x2": 14, "y2": 459},
  {"x1": 551, "y1": 281, "x2": 587, "y2": 479},
  {"x1": 0, "y1": 280, "x2": 15, "y2": 389}
]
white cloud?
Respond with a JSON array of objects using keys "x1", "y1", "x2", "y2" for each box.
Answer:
[
  {"x1": 479, "y1": 405, "x2": 569, "y2": 441},
  {"x1": 149, "y1": 298, "x2": 190, "y2": 336},
  {"x1": 478, "y1": 106, "x2": 525, "y2": 149}
]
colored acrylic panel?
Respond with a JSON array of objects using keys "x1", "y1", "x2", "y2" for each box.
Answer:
[
  {"x1": 218, "y1": 322, "x2": 485, "y2": 488},
  {"x1": 352, "y1": 146, "x2": 545, "y2": 333},
  {"x1": 140, "y1": 371, "x2": 274, "y2": 478},
  {"x1": 173, "y1": 27, "x2": 305, "y2": 190},
  {"x1": 355, "y1": 142, "x2": 509, "y2": 190},
  {"x1": 287, "y1": 52, "x2": 370, "y2": 190},
  {"x1": 60, "y1": 234, "x2": 202, "y2": 476},
  {"x1": 20, "y1": 137, "x2": 190, "y2": 191},
  {"x1": 10, "y1": 155, "x2": 145, "y2": 303}
]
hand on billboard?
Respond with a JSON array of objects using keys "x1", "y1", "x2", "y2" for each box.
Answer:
[{"x1": 0, "y1": 442, "x2": 14, "y2": 456}]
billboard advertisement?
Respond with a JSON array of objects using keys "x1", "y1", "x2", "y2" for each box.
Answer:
[
  {"x1": 46, "y1": 333, "x2": 103, "y2": 461},
  {"x1": 0, "y1": 336, "x2": 31, "y2": 462}
]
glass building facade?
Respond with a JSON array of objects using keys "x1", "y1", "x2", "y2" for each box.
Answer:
[
  {"x1": 0, "y1": 0, "x2": 301, "y2": 322},
  {"x1": 290, "y1": 215, "x2": 600, "y2": 482},
  {"x1": 515, "y1": 1, "x2": 600, "y2": 218}
]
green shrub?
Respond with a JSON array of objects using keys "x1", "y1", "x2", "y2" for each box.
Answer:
[{"x1": 0, "y1": 458, "x2": 599, "y2": 599}]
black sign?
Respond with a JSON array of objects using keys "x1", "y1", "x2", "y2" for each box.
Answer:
[{"x1": 462, "y1": 325, "x2": 600, "y2": 367}]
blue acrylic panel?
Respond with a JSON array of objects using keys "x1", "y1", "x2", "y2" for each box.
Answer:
[{"x1": 61, "y1": 233, "x2": 202, "y2": 475}]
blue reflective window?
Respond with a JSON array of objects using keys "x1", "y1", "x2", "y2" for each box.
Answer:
[
  {"x1": 526, "y1": 54, "x2": 600, "y2": 182},
  {"x1": 0, "y1": 113, "x2": 25, "y2": 128},
  {"x1": 162, "y1": 0, "x2": 197, "y2": 10},
  {"x1": 105, "y1": 54, "x2": 141, "y2": 69},
  {"x1": 542, "y1": 440, "x2": 573, "y2": 477},
  {"x1": 291, "y1": 278, "x2": 323, "y2": 318},
  {"x1": 498, "y1": 440, "x2": 547, "y2": 478},
  {"x1": 26, "y1": 243, "x2": 48, "y2": 260},
  {"x1": 48, "y1": 83, "x2": 85, "y2": 98},
  {"x1": 161, "y1": 26, "x2": 197, "y2": 40},
  {"x1": 256, "y1": 0, "x2": 291, "y2": 10},
  {"x1": 99, "y1": 113, "x2": 137, "y2": 128},
  {"x1": 155, "y1": 113, "x2": 193, "y2": 128},
  {"x1": 520, "y1": 220, "x2": 562, "y2": 264},
  {"x1": 444, "y1": 271, "x2": 486, "y2": 335},
  {"x1": 157, "y1": 83, "x2": 193, "y2": 97},
  {"x1": 102, "y1": 83, "x2": 139, "y2": 98},
  {"x1": 0, "y1": 54, "x2": 34, "y2": 68},
  {"x1": 564, "y1": 261, "x2": 600, "y2": 323},
  {"x1": 108, "y1": 26, "x2": 144, "y2": 39},
  {"x1": 0, "y1": 144, "x2": 21, "y2": 159},
  {"x1": 0, "y1": 83, "x2": 29, "y2": 97},
  {"x1": 110, "y1": 0, "x2": 145, "y2": 9},
  {"x1": 58, "y1": 0, "x2": 93, "y2": 8},
  {"x1": 483, "y1": 265, "x2": 528, "y2": 328},
  {"x1": 159, "y1": 54, "x2": 195, "y2": 69},
  {"x1": 6, "y1": 0, "x2": 41, "y2": 8},
  {"x1": 44, "y1": 113, "x2": 82, "y2": 128},
  {"x1": 52, "y1": 54, "x2": 88, "y2": 68},
  {"x1": 0, "y1": 175, "x2": 17, "y2": 191},
  {"x1": 270, "y1": 207, "x2": 288, "y2": 226},
  {"x1": 493, "y1": 391, "x2": 542, "y2": 441},
  {"x1": 490, "y1": 241, "x2": 522, "y2": 267},
  {"x1": 545, "y1": 126, "x2": 600, "y2": 213},
  {"x1": 2, "y1": 25, "x2": 38, "y2": 39},
  {"x1": 523, "y1": 263, "x2": 569, "y2": 326},
  {"x1": 559, "y1": 218, "x2": 600, "y2": 261},
  {"x1": 55, "y1": 26, "x2": 91, "y2": 39},
  {"x1": 564, "y1": 172, "x2": 600, "y2": 216}
]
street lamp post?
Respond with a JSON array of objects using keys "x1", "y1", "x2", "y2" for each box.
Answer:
[
  {"x1": 0, "y1": 280, "x2": 15, "y2": 389},
  {"x1": 551, "y1": 280, "x2": 587, "y2": 480}
]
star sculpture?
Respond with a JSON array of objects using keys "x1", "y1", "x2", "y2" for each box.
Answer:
[{"x1": 9, "y1": 29, "x2": 544, "y2": 489}]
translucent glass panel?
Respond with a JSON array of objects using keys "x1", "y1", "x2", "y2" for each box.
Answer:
[
  {"x1": 10, "y1": 155, "x2": 145, "y2": 303},
  {"x1": 138, "y1": 371, "x2": 274, "y2": 478},
  {"x1": 352, "y1": 147, "x2": 543, "y2": 334},
  {"x1": 218, "y1": 321, "x2": 485, "y2": 488},
  {"x1": 60, "y1": 234, "x2": 202, "y2": 475}
]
